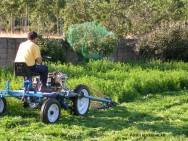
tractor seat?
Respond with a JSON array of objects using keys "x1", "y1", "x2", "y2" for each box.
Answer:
[{"x1": 14, "y1": 62, "x2": 40, "y2": 77}]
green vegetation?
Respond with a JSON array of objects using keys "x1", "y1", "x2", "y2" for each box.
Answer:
[
  {"x1": 0, "y1": 60, "x2": 188, "y2": 140},
  {"x1": 66, "y1": 22, "x2": 119, "y2": 60},
  {"x1": 1, "y1": 0, "x2": 188, "y2": 62},
  {"x1": 0, "y1": 91, "x2": 188, "y2": 140},
  {"x1": 137, "y1": 22, "x2": 188, "y2": 61},
  {"x1": 1, "y1": 60, "x2": 188, "y2": 102},
  {"x1": 37, "y1": 35, "x2": 66, "y2": 63},
  {"x1": 0, "y1": 0, "x2": 188, "y2": 37}
]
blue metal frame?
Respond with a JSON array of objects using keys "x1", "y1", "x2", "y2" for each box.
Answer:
[
  {"x1": 0, "y1": 80, "x2": 115, "y2": 110},
  {"x1": 0, "y1": 81, "x2": 45, "y2": 98}
]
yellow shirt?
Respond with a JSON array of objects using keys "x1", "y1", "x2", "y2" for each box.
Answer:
[{"x1": 15, "y1": 40, "x2": 41, "y2": 66}]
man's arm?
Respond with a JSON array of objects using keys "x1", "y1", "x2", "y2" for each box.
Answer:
[
  {"x1": 33, "y1": 44, "x2": 42, "y2": 65},
  {"x1": 36, "y1": 57, "x2": 42, "y2": 64}
]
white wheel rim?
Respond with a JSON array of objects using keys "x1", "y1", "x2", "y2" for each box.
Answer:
[
  {"x1": 77, "y1": 89, "x2": 90, "y2": 114},
  {"x1": 0, "y1": 99, "x2": 4, "y2": 113},
  {"x1": 48, "y1": 103, "x2": 59, "y2": 123}
]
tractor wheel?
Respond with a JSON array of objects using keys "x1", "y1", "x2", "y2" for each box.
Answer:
[
  {"x1": 40, "y1": 98, "x2": 61, "y2": 124},
  {"x1": 72, "y1": 84, "x2": 90, "y2": 115},
  {"x1": 0, "y1": 97, "x2": 6, "y2": 114}
]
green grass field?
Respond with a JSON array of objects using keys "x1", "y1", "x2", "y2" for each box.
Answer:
[
  {"x1": 0, "y1": 60, "x2": 188, "y2": 140},
  {"x1": 0, "y1": 91, "x2": 188, "y2": 141}
]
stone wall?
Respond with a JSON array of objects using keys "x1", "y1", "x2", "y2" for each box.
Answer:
[
  {"x1": 0, "y1": 37, "x2": 138, "y2": 66},
  {"x1": 0, "y1": 37, "x2": 79, "y2": 66},
  {"x1": 112, "y1": 39, "x2": 138, "y2": 61},
  {"x1": 0, "y1": 38, "x2": 26, "y2": 66}
]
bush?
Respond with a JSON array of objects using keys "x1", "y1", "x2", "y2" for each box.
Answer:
[
  {"x1": 37, "y1": 35, "x2": 66, "y2": 63},
  {"x1": 66, "y1": 21, "x2": 119, "y2": 61},
  {"x1": 136, "y1": 21, "x2": 188, "y2": 61}
]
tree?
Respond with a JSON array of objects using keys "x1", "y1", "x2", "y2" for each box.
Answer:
[
  {"x1": 0, "y1": 0, "x2": 188, "y2": 39},
  {"x1": 28, "y1": 0, "x2": 65, "y2": 35},
  {"x1": 63, "y1": 0, "x2": 132, "y2": 38},
  {"x1": 0, "y1": 0, "x2": 66, "y2": 34},
  {"x1": 0, "y1": 0, "x2": 19, "y2": 33},
  {"x1": 50, "y1": 0, "x2": 65, "y2": 35},
  {"x1": 128, "y1": 0, "x2": 188, "y2": 36},
  {"x1": 63, "y1": 0, "x2": 93, "y2": 33}
]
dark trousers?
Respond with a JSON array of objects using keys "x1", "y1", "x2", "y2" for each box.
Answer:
[{"x1": 28, "y1": 64, "x2": 48, "y2": 87}]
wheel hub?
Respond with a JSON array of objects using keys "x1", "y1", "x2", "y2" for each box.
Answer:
[
  {"x1": 50, "y1": 111, "x2": 54, "y2": 115},
  {"x1": 48, "y1": 104, "x2": 59, "y2": 123}
]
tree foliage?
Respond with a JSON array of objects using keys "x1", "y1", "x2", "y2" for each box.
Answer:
[
  {"x1": 0, "y1": 0, "x2": 188, "y2": 37},
  {"x1": 37, "y1": 35, "x2": 65, "y2": 63},
  {"x1": 0, "y1": 0, "x2": 65, "y2": 35},
  {"x1": 1, "y1": 0, "x2": 188, "y2": 61},
  {"x1": 63, "y1": 0, "x2": 132, "y2": 37},
  {"x1": 128, "y1": 0, "x2": 188, "y2": 36}
]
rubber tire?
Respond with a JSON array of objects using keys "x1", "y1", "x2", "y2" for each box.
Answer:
[
  {"x1": 40, "y1": 98, "x2": 61, "y2": 124},
  {"x1": 72, "y1": 84, "x2": 90, "y2": 115},
  {"x1": 0, "y1": 97, "x2": 6, "y2": 114}
]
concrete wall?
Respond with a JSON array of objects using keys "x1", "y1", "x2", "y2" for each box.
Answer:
[
  {"x1": 0, "y1": 38, "x2": 137, "y2": 66},
  {"x1": 112, "y1": 39, "x2": 138, "y2": 61},
  {"x1": 0, "y1": 37, "x2": 79, "y2": 66},
  {"x1": 0, "y1": 38, "x2": 26, "y2": 66}
]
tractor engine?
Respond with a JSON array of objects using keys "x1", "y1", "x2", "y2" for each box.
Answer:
[{"x1": 47, "y1": 72, "x2": 68, "y2": 91}]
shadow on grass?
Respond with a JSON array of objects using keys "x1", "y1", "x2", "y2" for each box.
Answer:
[
  {"x1": 1, "y1": 96, "x2": 187, "y2": 138},
  {"x1": 58, "y1": 104, "x2": 188, "y2": 137},
  {"x1": 1, "y1": 98, "x2": 41, "y2": 123}
]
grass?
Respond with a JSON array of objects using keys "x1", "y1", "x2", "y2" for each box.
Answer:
[
  {"x1": 0, "y1": 91, "x2": 188, "y2": 141},
  {"x1": 1, "y1": 60, "x2": 188, "y2": 140}
]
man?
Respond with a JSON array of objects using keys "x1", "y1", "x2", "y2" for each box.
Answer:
[{"x1": 15, "y1": 31, "x2": 52, "y2": 92}]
